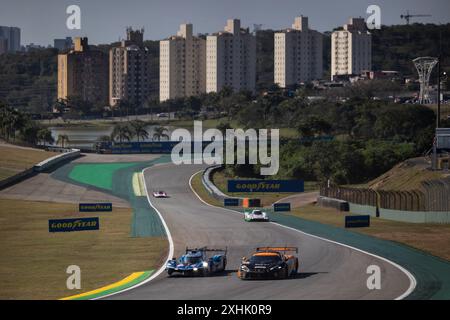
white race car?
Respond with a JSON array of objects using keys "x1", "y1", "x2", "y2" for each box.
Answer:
[
  {"x1": 244, "y1": 209, "x2": 269, "y2": 222},
  {"x1": 153, "y1": 191, "x2": 168, "y2": 198}
]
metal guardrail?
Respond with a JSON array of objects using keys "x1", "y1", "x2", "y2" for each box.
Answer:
[
  {"x1": 201, "y1": 165, "x2": 229, "y2": 202},
  {"x1": 34, "y1": 148, "x2": 81, "y2": 172}
]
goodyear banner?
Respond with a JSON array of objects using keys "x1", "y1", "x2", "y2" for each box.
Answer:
[
  {"x1": 228, "y1": 180, "x2": 304, "y2": 193},
  {"x1": 345, "y1": 215, "x2": 370, "y2": 228},
  {"x1": 98, "y1": 141, "x2": 211, "y2": 154},
  {"x1": 224, "y1": 198, "x2": 240, "y2": 206},
  {"x1": 79, "y1": 203, "x2": 112, "y2": 212},
  {"x1": 49, "y1": 217, "x2": 99, "y2": 233},
  {"x1": 273, "y1": 203, "x2": 291, "y2": 212}
]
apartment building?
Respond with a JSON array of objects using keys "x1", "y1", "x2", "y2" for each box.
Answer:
[
  {"x1": 331, "y1": 17, "x2": 372, "y2": 80},
  {"x1": 206, "y1": 19, "x2": 256, "y2": 93},
  {"x1": 274, "y1": 16, "x2": 323, "y2": 87},
  {"x1": 160, "y1": 24, "x2": 206, "y2": 102},
  {"x1": 0, "y1": 26, "x2": 20, "y2": 53},
  {"x1": 57, "y1": 37, "x2": 109, "y2": 106},
  {"x1": 110, "y1": 28, "x2": 157, "y2": 107},
  {"x1": 54, "y1": 37, "x2": 73, "y2": 51}
]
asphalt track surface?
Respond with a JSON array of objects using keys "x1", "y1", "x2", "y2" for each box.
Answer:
[{"x1": 108, "y1": 163, "x2": 412, "y2": 300}]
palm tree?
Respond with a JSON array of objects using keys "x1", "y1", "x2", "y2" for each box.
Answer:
[
  {"x1": 110, "y1": 123, "x2": 133, "y2": 144},
  {"x1": 37, "y1": 128, "x2": 54, "y2": 148},
  {"x1": 152, "y1": 126, "x2": 169, "y2": 141},
  {"x1": 130, "y1": 120, "x2": 149, "y2": 142},
  {"x1": 97, "y1": 135, "x2": 111, "y2": 142},
  {"x1": 57, "y1": 134, "x2": 70, "y2": 148}
]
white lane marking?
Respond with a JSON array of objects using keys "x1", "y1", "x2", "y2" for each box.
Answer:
[
  {"x1": 188, "y1": 171, "x2": 416, "y2": 300},
  {"x1": 95, "y1": 166, "x2": 174, "y2": 300}
]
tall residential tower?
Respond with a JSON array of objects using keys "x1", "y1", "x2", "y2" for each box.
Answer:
[
  {"x1": 110, "y1": 28, "x2": 158, "y2": 108},
  {"x1": 159, "y1": 24, "x2": 206, "y2": 102},
  {"x1": 331, "y1": 18, "x2": 372, "y2": 80},
  {"x1": 206, "y1": 19, "x2": 256, "y2": 93},
  {"x1": 274, "y1": 16, "x2": 323, "y2": 87},
  {"x1": 0, "y1": 26, "x2": 20, "y2": 54},
  {"x1": 57, "y1": 37, "x2": 109, "y2": 106}
]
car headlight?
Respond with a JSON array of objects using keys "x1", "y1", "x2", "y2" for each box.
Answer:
[
  {"x1": 202, "y1": 262, "x2": 209, "y2": 268},
  {"x1": 193, "y1": 267, "x2": 198, "y2": 271},
  {"x1": 241, "y1": 265, "x2": 250, "y2": 272},
  {"x1": 270, "y1": 266, "x2": 282, "y2": 271}
]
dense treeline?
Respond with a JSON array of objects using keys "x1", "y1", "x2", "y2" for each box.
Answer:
[
  {"x1": 213, "y1": 88, "x2": 438, "y2": 184},
  {"x1": 0, "y1": 102, "x2": 53, "y2": 146}
]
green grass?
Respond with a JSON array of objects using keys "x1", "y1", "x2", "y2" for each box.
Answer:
[
  {"x1": 0, "y1": 199, "x2": 167, "y2": 300},
  {"x1": 0, "y1": 146, "x2": 59, "y2": 181},
  {"x1": 69, "y1": 163, "x2": 138, "y2": 190},
  {"x1": 190, "y1": 172, "x2": 222, "y2": 207},
  {"x1": 289, "y1": 204, "x2": 450, "y2": 262},
  {"x1": 366, "y1": 159, "x2": 449, "y2": 191}
]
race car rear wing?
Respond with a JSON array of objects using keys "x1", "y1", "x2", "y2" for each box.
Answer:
[
  {"x1": 256, "y1": 247, "x2": 298, "y2": 253},
  {"x1": 185, "y1": 246, "x2": 228, "y2": 254}
]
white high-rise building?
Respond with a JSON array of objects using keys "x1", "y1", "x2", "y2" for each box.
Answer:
[
  {"x1": 206, "y1": 19, "x2": 256, "y2": 93},
  {"x1": 160, "y1": 24, "x2": 206, "y2": 102},
  {"x1": 274, "y1": 16, "x2": 323, "y2": 88},
  {"x1": 331, "y1": 18, "x2": 372, "y2": 80}
]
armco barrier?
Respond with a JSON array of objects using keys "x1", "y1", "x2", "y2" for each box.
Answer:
[
  {"x1": 34, "y1": 148, "x2": 81, "y2": 172},
  {"x1": 0, "y1": 148, "x2": 81, "y2": 191},
  {"x1": 201, "y1": 165, "x2": 243, "y2": 203},
  {"x1": 317, "y1": 196, "x2": 349, "y2": 211}
]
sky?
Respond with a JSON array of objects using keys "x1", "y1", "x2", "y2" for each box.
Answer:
[{"x1": 1, "y1": 0, "x2": 449, "y2": 46}]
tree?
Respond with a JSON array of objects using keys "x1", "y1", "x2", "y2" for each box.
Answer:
[
  {"x1": 110, "y1": 123, "x2": 133, "y2": 143},
  {"x1": 54, "y1": 98, "x2": 68, "y2": 114},
  {"x1": 37, "y1": 128, "x2": 54, "y2": 148},
  {"x1": 152, "y1": 126, "x2": 169, "y2": 141},
  {"x1": 297, "y1": 116, "x2": 332, "y2": 138},
  {"x1": 57, "y1": 134, "x2": 70, "y2": 148},
  {"x1": 130, "y1": 120, "x2": 149, "y2": 142},
  {"x1": 97, "y1": 135, "x2": 111, "y2": 142}
]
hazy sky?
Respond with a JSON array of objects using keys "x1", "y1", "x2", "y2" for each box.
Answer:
[{"x1": 1, "y1": 0, "x2": 449, "y2": 46}]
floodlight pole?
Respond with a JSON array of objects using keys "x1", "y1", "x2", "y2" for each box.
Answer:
[
  {"x1": 437, "y1": 30, "x2": 442, "y2": 128},
  {"x1": 437, "y1": 56, "x2": 441, "y2": 128}
]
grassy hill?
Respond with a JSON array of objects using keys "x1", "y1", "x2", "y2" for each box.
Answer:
[{"x1": 367, "y1": 157, "x2": 449, "y2": 191}]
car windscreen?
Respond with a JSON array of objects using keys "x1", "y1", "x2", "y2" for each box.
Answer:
[
  {"x1": 250, "y1": 255, "x2": 281, "y2": 264},
  {"x1": 253, "y1": 211, "x2": 262, "y2": 215},
  {"x1": 183, "y1": 256, "x2": 202, "y2": 264}
]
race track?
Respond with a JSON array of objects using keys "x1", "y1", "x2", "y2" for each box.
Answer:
[{"x1": 108, "y1": 163, "x2": 413, "y2": 300}]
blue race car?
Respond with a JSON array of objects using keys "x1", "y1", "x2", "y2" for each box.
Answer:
[{"x1": 166, "y1": 247, "x2": 227, "y2": 277}]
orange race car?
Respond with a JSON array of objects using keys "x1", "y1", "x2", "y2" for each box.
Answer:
[{"x1": 238, "y1": 247, "x2": 299, "y2": 280}]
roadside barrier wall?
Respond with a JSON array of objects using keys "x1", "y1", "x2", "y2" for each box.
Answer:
[{"x1": 0, "y1": 148, "x2": 81, "y2": 190}]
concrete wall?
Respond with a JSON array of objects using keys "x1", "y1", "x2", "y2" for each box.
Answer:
[
  {"x1": 0, "y1": 149, "x2": 81, "y2": 190},
  {"x1": 349, "y1": 202, "x2": 450, "y2": 224}
]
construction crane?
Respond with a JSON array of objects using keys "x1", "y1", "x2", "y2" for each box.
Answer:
[{"x1": 400, "y1": 10, "x2": 431, "y2": 25}]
